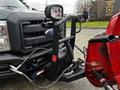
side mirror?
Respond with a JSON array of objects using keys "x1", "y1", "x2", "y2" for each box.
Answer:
[{"x1": 45, "y1": 4, "x2": 63, "y2": 20}]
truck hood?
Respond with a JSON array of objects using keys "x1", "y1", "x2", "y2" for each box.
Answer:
[{"x1": 0, "y1": 7, "x2": 45, "y2": 20}]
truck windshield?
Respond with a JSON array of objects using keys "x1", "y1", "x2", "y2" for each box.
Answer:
[{"x1": 0, "y1": 0, "x2": 28, "y2": 9}]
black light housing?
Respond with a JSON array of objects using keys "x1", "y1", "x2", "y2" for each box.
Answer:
[{"x1": 45, "y1": 4, "x2": 63, "y2": 20}]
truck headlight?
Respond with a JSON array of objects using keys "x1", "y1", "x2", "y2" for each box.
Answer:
[{"x1": 0, "y1": 21, "x2": 10, "y2": 52}]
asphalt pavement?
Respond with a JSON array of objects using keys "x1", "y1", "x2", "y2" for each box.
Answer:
[{"x1": 0, "y1": 29, "x2": 106, "y2": 90}]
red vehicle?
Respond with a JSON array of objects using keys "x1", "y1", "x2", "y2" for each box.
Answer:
[{"x1": 85, "y1": 12, "x2": 120, "y2": 90}]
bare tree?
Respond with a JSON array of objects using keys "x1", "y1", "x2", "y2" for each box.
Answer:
[
  {"x1": 75, "y1": 0, "x2": 84, "y2": 14},
  {"x1": 75, "y1": 0, "x2": 91, "y2": 15}
]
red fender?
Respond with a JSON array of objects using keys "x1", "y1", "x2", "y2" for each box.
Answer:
[{"x1": 106, "y1": 12, "x2": 120, "y2": 88}]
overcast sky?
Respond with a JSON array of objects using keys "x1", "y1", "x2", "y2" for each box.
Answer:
[{"x1": 25, "y1": 0, "x2": 77, "y2": 14}]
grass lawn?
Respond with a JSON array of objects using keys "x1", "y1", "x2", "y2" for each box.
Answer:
[{"x1": 66, "y1": 21, "x2": 109, "y2": 29}]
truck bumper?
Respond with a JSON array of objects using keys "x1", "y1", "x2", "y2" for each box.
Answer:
[
  {"x1": 0, "y1": 53, "x2": 23, "y2": 79},
  {"x1": 0, "y1": 49, "x2": 51, "y2": 79}
]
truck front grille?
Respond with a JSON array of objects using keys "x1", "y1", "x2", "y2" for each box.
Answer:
[
  {"x1": 20, "y1": 20, "x2": 53, "y2": 52},
  {"x1": 19, "y1": 20, "x2": 53, "y2": 72}
]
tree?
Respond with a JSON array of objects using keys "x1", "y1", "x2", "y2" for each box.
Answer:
[
  {"x1": 75, "y1": 0, "x2": 91, "y2": 15},
  {"x1": 75, "y1": 0, "x2": 83, "y2": 14}
]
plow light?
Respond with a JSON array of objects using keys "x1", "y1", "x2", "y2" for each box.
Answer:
[{"x1": 45, "y1": 4, "x2": 63, "y2": 20}]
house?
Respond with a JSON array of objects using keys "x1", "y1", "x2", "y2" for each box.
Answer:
[{"x1": 90, "y1": 0, "x2": 119, "y2": 20}]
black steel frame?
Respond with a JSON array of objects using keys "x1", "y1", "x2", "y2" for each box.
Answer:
[{"x1": 52, "y1": 15, "x2": 78, "y2": 62}]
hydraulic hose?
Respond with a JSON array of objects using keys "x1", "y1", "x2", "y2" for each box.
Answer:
[{"x1": 10, "y1": 64, "x2": 73, "y2": 89}]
